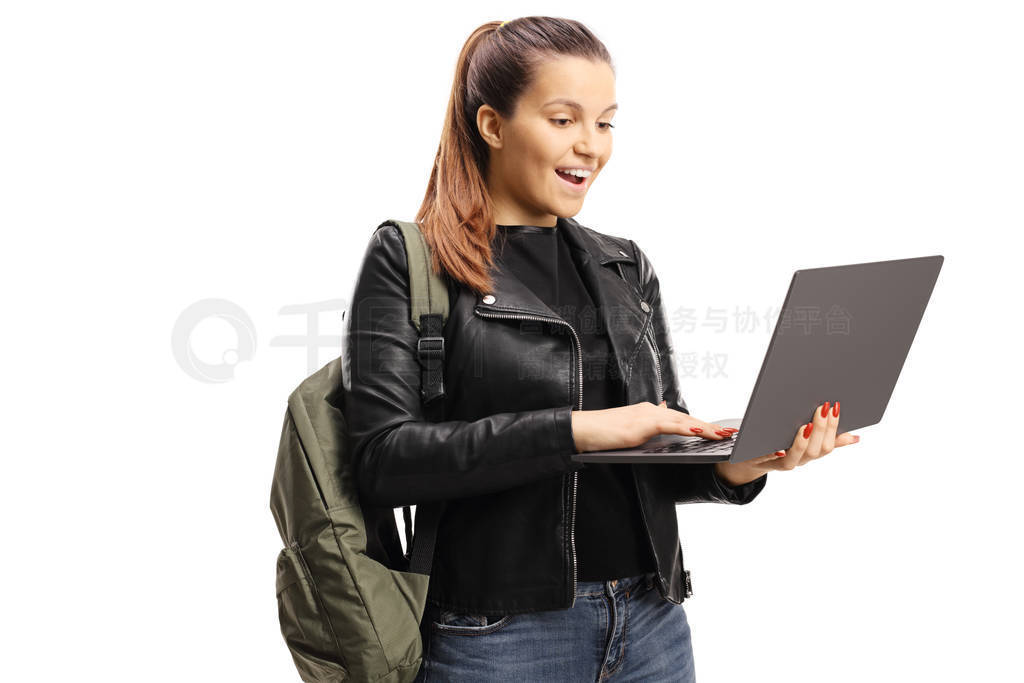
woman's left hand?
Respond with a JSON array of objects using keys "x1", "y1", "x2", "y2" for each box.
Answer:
[{"x1": 707, "y1": 400, "x2": 861, "y2": 485}]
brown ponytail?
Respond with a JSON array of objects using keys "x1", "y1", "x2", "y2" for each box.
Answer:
[{"x1": 413, "y1": 17, "x2": 614, "y2": 296}]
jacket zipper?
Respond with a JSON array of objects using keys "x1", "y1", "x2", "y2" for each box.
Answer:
[
  {"x1": 625, "y1": 317, "x2": 672, "y2": 601},
  {"x1": 615, "y1": 260, "x2": 663, "y2": 403},
  {"x1": 473, "y1": 307, "x2": 583, "y2": 608},
  {"x1": 613, "y1": 261, "x2": 677, "y2": 601},
  {"x1": 646, "y1": 327, "x2": 663, "y2": 400},
  {"x1": 640, "y1": 322, "x2": 686, "y2": 604}
]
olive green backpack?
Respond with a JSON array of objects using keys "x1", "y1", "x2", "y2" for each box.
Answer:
[{"x1": 269, "y1": 219, "x2": 450, "y2": 682}]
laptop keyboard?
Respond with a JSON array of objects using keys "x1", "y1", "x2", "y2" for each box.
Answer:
[{"x1": 644, "y1": 436, "x2": 736, "y2": 455}]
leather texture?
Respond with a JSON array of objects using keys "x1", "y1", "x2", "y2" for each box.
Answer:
[{"x1": 342, "y1": 215, "x2": 767, "y2": 616}]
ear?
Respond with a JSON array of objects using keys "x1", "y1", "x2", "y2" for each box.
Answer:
[{"x1": 476, "y1": 104, "x2": 504, "y2": 150}]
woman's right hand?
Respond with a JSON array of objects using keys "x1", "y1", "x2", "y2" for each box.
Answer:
[{"x1": 570, "y1": 400, "x2": 736, "y2": 454}]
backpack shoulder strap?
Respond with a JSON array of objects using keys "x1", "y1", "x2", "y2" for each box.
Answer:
[
  {"x1": 377, "y1": 218, "x2": 450, "y2": 576},
  {"x1": 379, "y1": 219, "x2": 449, "y2": 407}
]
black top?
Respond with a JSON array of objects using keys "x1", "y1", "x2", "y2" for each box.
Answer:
[{"x1": 495, "y1": 223, "x2": 656, "y2": 581}]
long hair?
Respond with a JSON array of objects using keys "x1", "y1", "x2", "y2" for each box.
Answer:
[{"x1": 414, "y1": 17, "x2": 614, "y2": 296}]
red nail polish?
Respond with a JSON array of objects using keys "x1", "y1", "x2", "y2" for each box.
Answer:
[
  {"x1": 833, "y1": 401, "x2": 840, "y2": 417},
  {"x1": 802, "y1": 422, "x2": 813, "y2": 438},
  {"x1": 722, "y1": 428, "x2": 738, "y2": 433},
  {"x1": 775, "y1": 451, "x2": 786, "y2": 457},
  {"x1": 691, "y1": 428, "x2": 703, "y2": 433},
  {"x1": 821, "y1": 402, "x2": 830, "y2": 418},
  {"x1": 715, "y1": 430, "x2": 730, "y2": 436}
]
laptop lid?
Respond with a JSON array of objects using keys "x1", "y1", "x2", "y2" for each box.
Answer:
[{"x1": 571, "y1": 254, "x2": 944, "y2": 464}]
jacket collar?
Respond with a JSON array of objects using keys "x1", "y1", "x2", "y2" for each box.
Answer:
[
  {"x1": 474, "y1": 216, "x2": 651, "y2": 393},
  {"x1": 559, "y1": 215, "x2": 638, "y2": 266},
  {"x1": 473, "y1": 216, "x2": 636, "y2": 314}
]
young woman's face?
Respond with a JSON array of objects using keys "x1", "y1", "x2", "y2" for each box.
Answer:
[{"x1": 479, "y1": 56, "x2": 616, "y2": 227}]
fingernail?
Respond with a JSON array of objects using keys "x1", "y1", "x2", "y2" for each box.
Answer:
[
  {"x1": 691, "y1": 428, "x2": 703, "y2": 433},
  {"x1": 775, "y1": 451, "x2": 786, "y2": 457},
  {"x1": 853, "y1": 435, "x2": 860, "y2": 442},
  {"x1": 821, "y1": 402, "x2": 830, "y2": 418},
  {"x1": 715, "y1": 430, "x2": 730, "y2": 437},
  {"x1": 802, "y1": 422, "x2": 813, "y2": 438},
  {"x1": 833, "y1": 401, "x2": 840, "y2": 417},
  {"x1": 722, "y1": 428, "x2": 738, "y2": 433}
]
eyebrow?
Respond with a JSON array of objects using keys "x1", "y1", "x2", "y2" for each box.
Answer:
[{"x1": 542, "y1": 98, "x2": 618, "y2": 114}]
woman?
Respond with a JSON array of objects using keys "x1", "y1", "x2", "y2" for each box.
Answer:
[{"x1": 344, "y1": 16, "x2": 860, "y2": 682}]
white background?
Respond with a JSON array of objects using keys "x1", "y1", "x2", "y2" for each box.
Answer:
[{"x1": 2, "y1": 1, "x2": 1021, "y2": 681}]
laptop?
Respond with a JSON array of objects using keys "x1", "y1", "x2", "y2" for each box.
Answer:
[{"x1": 570, "y1": 254, "x2": 944, "y2": 465}]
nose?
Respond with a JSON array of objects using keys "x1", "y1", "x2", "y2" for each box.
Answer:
[{"x1": 573, "y1": 126, "x2": 596, "y2": 157}]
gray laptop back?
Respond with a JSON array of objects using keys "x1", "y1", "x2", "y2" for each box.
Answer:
[
  {"x1": 572, "y1": 254, "x2": 944, "y2": 464},
  {"x1": 724, "y1": 254, "x2": 944, "y2": 462}
]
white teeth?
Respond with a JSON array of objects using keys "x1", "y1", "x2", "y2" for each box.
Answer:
[{"x1": 557, "y1": 168, "x2": 592, "y2": 178}]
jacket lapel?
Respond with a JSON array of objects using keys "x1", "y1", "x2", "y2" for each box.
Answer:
[
  {"x1": 473, "y1": 250, "x2": 560, "y2": 319},
  {"x1": 474, "y1": 217, "x2": 653, "y2": 397},
  {"x1": 559, "y1": 217, "x2": 652, "y2": 393}
]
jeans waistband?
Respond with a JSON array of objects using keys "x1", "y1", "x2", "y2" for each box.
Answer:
[{"x1": 575, "y1": 572, "x2": 656, "y2": 597}]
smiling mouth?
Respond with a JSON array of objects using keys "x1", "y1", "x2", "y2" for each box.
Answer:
[{"x1": 555, "y1": 169, "x2": 586, "y2": 184}]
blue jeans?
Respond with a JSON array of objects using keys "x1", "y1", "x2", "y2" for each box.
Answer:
[{"x1": 414, "y1": 572, "x2": 696, "y2": 682}]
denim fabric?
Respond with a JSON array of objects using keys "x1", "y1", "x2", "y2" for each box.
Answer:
[{"x1": 414, "y1": 572, "x2": 696, "y2": 682}]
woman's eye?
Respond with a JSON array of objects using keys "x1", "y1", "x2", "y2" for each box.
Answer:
[{"x1": 551, "y1": 119, "x2": 615, "y2": 130}]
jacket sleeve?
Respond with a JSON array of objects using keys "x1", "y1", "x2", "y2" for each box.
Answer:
[
  {"x1": 343, "y1": 224, "x2": 584, "y2": 508},
  {"x1": 630, "y1": 238, "x2": 767, "y2": 506}
]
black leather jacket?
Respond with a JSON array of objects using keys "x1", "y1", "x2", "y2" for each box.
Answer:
[{"x1": 343, "y1": 215, "x2": 767, "y2": 616}]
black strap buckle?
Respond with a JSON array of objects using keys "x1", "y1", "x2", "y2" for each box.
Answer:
[{"x1": 417, "y1": 335, "x2": 445, "y2": 362}]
